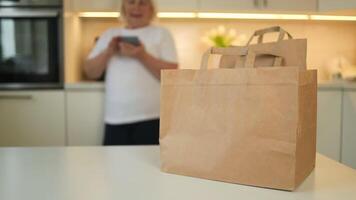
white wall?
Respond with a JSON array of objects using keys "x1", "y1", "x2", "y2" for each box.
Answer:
[{"x1": 69, "y1": 18, "x2": 356, "y2": 82}]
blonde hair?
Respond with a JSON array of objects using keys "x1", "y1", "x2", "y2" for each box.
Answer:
[{"x1": 120, "y1": 0, "x2": 157, "y2": 24}]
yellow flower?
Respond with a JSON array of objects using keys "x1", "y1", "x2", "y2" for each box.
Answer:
[{"x1": 202, "y1": 25, "x2": 237, "y2": 47}]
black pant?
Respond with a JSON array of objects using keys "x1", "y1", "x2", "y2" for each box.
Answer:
[{"x1": 103, "y1": 119, "x2": 159, "y2": 145}]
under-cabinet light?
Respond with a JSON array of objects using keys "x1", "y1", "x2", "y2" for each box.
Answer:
[
  {"x1": 79, "y1": 12, "x2": 120, "y2": 18},
  {"x1": 197, "y1": 13, "x2": 309, "y2": 20},
  {"x1": 78, "y1": 12, "x2": 356, "y2": 22},
  {"x1": 310, "y1": 15, "x2": 356, "y2": 21},
  {"x1": 157, "y1": 12, "x2": 197, "y2": 18}
]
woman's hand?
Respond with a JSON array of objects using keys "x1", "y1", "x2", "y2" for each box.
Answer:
[
  {"x1": 119, "y1": 42, "x2": 146, "y2": 59},
  {"x1": 107, "y1": 37, "x2": 121, "y2": 56},
  {"x1": 119, "y1": 41, "x2": 178, "y2": 80},
  {"x1": 84, "y1": 36, "x2": 121, "y2": 80}
]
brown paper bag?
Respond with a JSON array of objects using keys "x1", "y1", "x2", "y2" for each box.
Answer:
[
  {"x1": 160, "y1": 48, "x2": 317, "y2": 191},
  {"x1": 219, "y1": 26, "x2": 307, "y2": 69}
]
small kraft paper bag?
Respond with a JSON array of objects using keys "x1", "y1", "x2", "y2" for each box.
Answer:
[
  {"x1": 219, "y1": 26, "x2": 307, "y2": 69},
  {"x1": 160, "y1": 47, "x2": 317, "y2": 191}
]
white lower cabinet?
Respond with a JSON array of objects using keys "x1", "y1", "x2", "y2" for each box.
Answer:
[
  {"x1": 317, "y1": 90, "x2": 343, "y2": 161},
  {"x1": 0, "y1": 91, "x2": 66, "y2": 146},
  {"x1": 341, "y1": 90, "x2": 356, "y2": 169},
  {"x1": 0, "y1": 86, "x2": 354, "y2": 166},
  {"x1": 66, "y1": 89, "x2": 104, "y2": 146}
]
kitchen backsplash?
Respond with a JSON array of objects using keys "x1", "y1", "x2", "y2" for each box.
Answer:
[{"x1": 75, "y1": 18, "x2": 356, "y2": 82}]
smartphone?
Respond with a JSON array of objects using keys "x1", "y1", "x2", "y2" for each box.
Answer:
[{"x1": 118, "y1": 36, "x2": 141, "y2": 46}]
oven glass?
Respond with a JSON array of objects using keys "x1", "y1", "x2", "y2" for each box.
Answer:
[{"x1": 0, "y1": 17, "x2": 59, "y2": 83}]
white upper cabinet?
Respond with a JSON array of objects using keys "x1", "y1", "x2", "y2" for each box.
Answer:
[
  {"x1": 319, "y1": 0, "x2": 356, "y2": 12},
  {"x1": 264, "y1": 0, "x2": 317, "y2": 11},
  {"x1": 69, "y1": 0, "x2": 122, "y2": 12},
  {"x1": 66, "y1": 0, "x2": 356, "y2": 13},
  {"x1": 67, "y1": 0, "x2": 320, "y2": 13},
  {"x1": 155, "y1": 0, "x2": 199, "y2": 12},
  {"x1": 198, "y1": 0, "x2": 318, "y2": 12},
  {"x1": 69, "y1": 0, "x2": 199, "y2": 12},
  {"x1": 198, "y1": 0, "x2": 256, "y2": 12}
]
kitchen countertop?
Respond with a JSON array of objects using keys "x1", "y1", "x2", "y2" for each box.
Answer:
[
  {"x1": 65, "y1": 82, "x2": 105, "y2": 91},
  {"x1": 65, "y1": 81, "x2": 356, "y2": 91},
  {"x1": 0, "y1": 146, "x2": 355, "y2": 200}
]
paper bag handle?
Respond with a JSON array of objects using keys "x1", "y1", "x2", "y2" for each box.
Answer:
[
  {"x1": 246, "y1": 26, "x2": 293, "y2": 45},
  {"x1": 245, "y1": 51, "x2": 283, "y2": 68},
  {"x1": 200, "y1": 47, "x2": 247, "y2": 70}
]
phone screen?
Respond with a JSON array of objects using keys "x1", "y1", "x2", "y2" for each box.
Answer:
[{"x1": 119, "y1": 36, "x2": 141, "y2": 46}]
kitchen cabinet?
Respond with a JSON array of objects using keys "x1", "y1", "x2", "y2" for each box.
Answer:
[
  {"x1": 66, "y1": 89, "x2": 104, "y2": 146},
  {"x1": 156, "y1": 0, "x2": 198, "y2": 12},
  {"x1": 69, "y1": 0, "x2": 198, "y2": 12},
  {"x1": 69, "y1": 0, "x2": 122, "y2": 12},
  {"x1": 341, "y1": 90, "x2": 356, "y2": 169},
  {"x1": 198, "y1": 0, "x2": 256, "y2": 12},
  {"x1": 263, "y1": 0, "x2": 318, "y2": 11},
  {"x1": 67, "y1": 0, "x2": 319, "y2": 13},
  {"x1": 0, "y1": 91, "x2": 66, "y2": 146},
  {"x1": 319, "y1": 0, "x2": 356, "y2": 12},
  {"x1": 316, "y1": 90, "x2": 343, "y2": 161},
  {"x1": 198, "y1": 0, "x2": 317, "y2": 12},
  {"x1": 66, "y1": 0, "x2": 356, "y2": 14}
]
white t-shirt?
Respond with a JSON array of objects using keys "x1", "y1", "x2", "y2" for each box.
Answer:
[{"x1": 88, "y1": 25, "x2": 177, "y2": 124}]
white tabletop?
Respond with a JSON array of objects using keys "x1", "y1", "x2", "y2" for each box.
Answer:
[{"x1": 0, "y1": 146, "x2": 355, "y2": 200}]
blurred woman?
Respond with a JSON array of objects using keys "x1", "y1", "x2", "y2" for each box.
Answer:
[{"x1": 84, "y1": 0, "x2": 178, "y2": 145}]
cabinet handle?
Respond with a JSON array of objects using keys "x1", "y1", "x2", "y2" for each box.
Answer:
[
  {"x1": 263, "y1": 0, "x2": 268, "y2": 8},
  {"x1": 0, "y1": 95, "x2": 33, "y2": 100},
  {"x1": 253, "y1": 0, "x2": 258, "y2": 8}
]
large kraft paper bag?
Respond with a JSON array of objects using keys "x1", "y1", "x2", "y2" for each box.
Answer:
[
  {"x1": 219, "y1": 26, "x2": 307, "y2": 69},
  {"x1": 160, "y1": 48, "x2": 317, "y2": 191}
]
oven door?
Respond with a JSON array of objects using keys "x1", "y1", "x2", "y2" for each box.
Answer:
[
  {"x1": 0, "y1": 8, "x2": 62, "y2": 89},
  {"x1": 0, "y1": 0, "x2": 61, "y2": 7}
]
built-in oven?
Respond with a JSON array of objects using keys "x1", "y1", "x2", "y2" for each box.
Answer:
[{"x1": 0, "y1": 0, "x2": 63, "y2": 89}]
